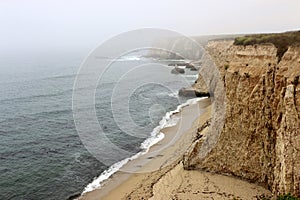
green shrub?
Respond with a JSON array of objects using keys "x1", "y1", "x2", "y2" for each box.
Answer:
[{"x1": 277, "y1": 193, "x2": 299, "y2": 200}]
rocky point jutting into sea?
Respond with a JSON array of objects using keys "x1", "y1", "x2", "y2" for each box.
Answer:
[{"x1": 184, "y1": 32, "x2": 300, "y2": 197}]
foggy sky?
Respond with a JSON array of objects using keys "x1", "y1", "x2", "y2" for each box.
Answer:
[{"x1": 0, "y1": 0, "x2": 299, "y2": 55}]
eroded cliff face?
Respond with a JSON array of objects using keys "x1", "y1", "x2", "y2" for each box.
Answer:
[
  {"x1": 184, "y1": 40, "x2": 300, "y2": 196},
  {"x1": 147, "y1": 36, "x2": 204, "y2": 60}
]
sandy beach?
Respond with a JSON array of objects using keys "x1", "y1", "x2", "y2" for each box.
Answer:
[{"x1": 79, "y1": 98, "x2": 272, "y2": 200}]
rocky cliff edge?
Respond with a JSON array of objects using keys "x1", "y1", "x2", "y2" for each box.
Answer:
[{"x1": 184, "y1": 40, "x2": 300, "y2": 197}]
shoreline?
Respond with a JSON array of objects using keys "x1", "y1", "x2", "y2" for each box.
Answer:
[
  {"x1": 79, "y1": 97, "x2": 272, "y2": 200},
  {"x1": 78, "y1": 97, "x2": 211, "y2": 200}
]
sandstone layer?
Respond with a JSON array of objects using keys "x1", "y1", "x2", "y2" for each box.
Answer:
[{"x1": 184, "y1": 40, "x2": 300, "y2": 197}]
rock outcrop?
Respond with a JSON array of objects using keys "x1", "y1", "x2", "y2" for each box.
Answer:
[
  {"x1": 171, "y1": 67, "x2": 185, "y2": 74},
  {"x1": 184, "y1": 40, "x2": 300, "y2": 197},
  {"x1": 178, "y1": 87, "x2": 210, "y2": 97},
  {"x1": 147, "y1": 34, "x2": 238, "y2": 60}
]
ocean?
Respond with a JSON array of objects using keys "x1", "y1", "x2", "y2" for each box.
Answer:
[{"x1": 0, "y1": 54, "x2": 198, "y2": 200}]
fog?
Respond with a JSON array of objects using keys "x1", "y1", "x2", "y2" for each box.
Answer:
[{"x1": 0, "y1": 0, "x2": 299, "y2": 56}]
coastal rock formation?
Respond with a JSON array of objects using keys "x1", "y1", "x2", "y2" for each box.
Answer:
[
  {"x1": 146, "y1": 34, "x2": 238, "y2": 60},
  {"x1": 147, "y1": 36, "x2": 203, "y2": 60},
  {"x1": 171, "y1": 67, "x2": 185, "y2": 74},
  {"x1": 178, "y1": 87, "x2": 210, "y2": 97},
  {"x1": 184, "y1": 40, "x2": 300, "y2": 196},
  {"x1": 168, "y1": 62, "x2": 199, "y2": 71}
]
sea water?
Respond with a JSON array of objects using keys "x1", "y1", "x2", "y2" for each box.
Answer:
[{"x1": 0, "y1": 54, "x2": 198, "y2": 200}]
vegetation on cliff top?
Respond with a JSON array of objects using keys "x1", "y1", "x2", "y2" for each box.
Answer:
[
  {"x1": 276, "y1": 193, "x2": 300, "y2": 200},
  {"x1": 234, "y1": 30, "x2": 300, "y2": 61}
]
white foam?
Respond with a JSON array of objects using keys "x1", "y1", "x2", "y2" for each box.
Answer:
[
  {"x1": 118, "y1": 55, "x2": 141, "y2": 61},
  {"x1": 81, "y1": 157, "x2": 132, "y2": 194},
  {"x1": 183, "y1": 74, "x2": 198, "y2": 79},
  {"x1": 167, "y1": 92, "x2": 178, "y2": 98},
  {"x1": 80, "y1": 96, "x2": 208, "y2": 196},
  {"x1": 140, "y1": 132, "x2": 165, "y2": 151}
]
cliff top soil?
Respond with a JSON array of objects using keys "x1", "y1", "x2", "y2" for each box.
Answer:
[{"x1": 234, "y1": 30, "x2": 300, "y2": 61}]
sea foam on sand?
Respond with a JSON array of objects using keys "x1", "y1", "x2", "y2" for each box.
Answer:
[{"x1": 81, "y1": 97, "x2": 208, "y2": 195}]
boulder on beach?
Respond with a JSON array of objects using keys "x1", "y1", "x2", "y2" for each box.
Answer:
[
  {"x1": 168, "y1": 62, "x2": 199, "y2": 71},
  {"x1": 186, "y1": 63, "x2": 198, "y2": 71},
  {"x1": 178, "y1": 87, "x2": 210, "y2": 97},
  {"x1": 171, "y1": 67, "x2": 185, "y2": 74}
]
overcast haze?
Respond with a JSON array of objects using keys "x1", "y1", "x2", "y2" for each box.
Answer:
[{"x1": 0, "y1": 0, "x2": 299, "y2": 55}]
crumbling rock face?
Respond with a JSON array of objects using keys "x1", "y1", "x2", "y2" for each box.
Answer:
[{"x1": 184, "y1": 41, "x2": 300, "y2": 196}]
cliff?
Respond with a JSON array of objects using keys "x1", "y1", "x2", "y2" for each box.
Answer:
[
  {"x1": 146, "y1": 34, "x2": 239, "y2": 60},
  {"x1": 184, "y1": 39, "x2": 300, "y2": 197}
]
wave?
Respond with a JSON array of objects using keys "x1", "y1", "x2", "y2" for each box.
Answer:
[
  {"x1": 167, "y1": 92, "x2": 178, "y2": 98},
  {"x1": 120, "y1": 56, "x2": 141, "y2": 61},
  {"x1": 183, "y1": 74, "x2": 198, "y2": 79},
  {"x1": 95, "y1": 55, "x2": 142, "y2": 62},
  {"x1": 80, "y1": 151, "x2": 143, "y2": 194},
  {"x1": 80, "y1": 96, "x2": 208, "y2": 196}
]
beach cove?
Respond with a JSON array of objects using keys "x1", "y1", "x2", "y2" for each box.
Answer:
[{"x1": 79, "y1": 98, "x2": 272, "y2": 200}]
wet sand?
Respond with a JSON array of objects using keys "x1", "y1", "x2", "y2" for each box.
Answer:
[{"x1": 79, "y1": 98, "x2": 272, "y2": 200}]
